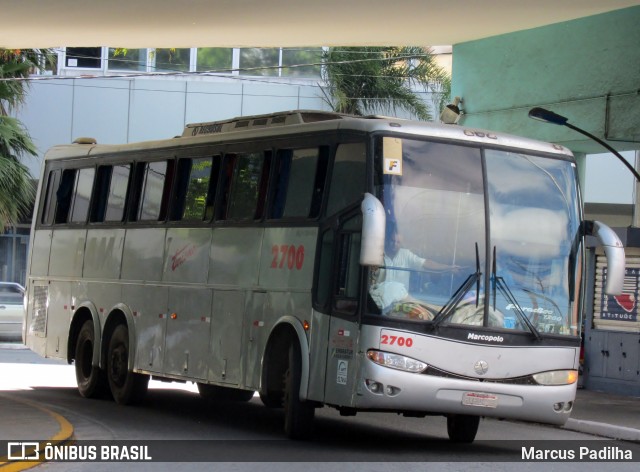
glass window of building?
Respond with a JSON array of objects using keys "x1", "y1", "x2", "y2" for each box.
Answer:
[
  {"x1": 196, "y1": 48, "x2": 233, "y2": 72},
  {"x1": 154, "y1": 48, "x2": 191, "y2": 72},
  {"x1": 281, "y1": 48, "x2": 322, "y2": 78},
  {"x1": 66, "y1": 47, "x2": 102, "y2": 68},
  {"x1": 239, "y1": 48, "x2": 279, "y2": 76},
  {"x1": 108, "y1": 48, "x2": 148, "y2": 71}
]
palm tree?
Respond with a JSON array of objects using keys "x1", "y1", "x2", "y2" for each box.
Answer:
[
  {"x1": 321, "y1": 46, "x2": 450, "y2": 121},
  {"x1": 0, "y1": 49, "x2": 55, "y2": 229}
]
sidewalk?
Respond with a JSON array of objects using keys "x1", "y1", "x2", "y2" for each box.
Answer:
[{"x1": 563, "y1": 388, "x2": 640, "y2": 442}]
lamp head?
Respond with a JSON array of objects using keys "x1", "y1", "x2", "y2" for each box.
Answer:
[
  {"x1": 528, "y1": 107, "x2": 569, "y2": 125},
  {"x1": 440, "y1": 97, "x2": 463, "y2": 124}
]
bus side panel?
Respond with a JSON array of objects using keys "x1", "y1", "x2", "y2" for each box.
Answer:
[
  {"x1": 209, "y1": 290, "x2": 245, "y2": 385},
  {"x1": 29, "y1": 230, "x2": 53, "y2": 276},
  {"x1": 121, "y1": 229, "x2": 167, "y2": 282},
  {"x1": 323, "y1": 317, "x2": 360, "y2": 407},
  {"x1": 49, "y1": 229, "x2": 87, "y2": 277},
  {"x1": 164, "y1": 287, "x2": 212, "y2": 380},
  {"x1": 163, "y1": 228, "x2": 212, "y2": 284},
  {"x1": 83, "y1": 229, "x2": 125, "y2": 279},
  {"x1": 307, "y1": 308, "x2": 331, "y2": 403},
  {"x1": 244, "y1": 290, "x2": 268, "y2": 390},
  {"x1": 80, "y1": 280, "x2": 121, "y2": 333},
  {"x1": 258, "y1": 228, "x2": 317, "y2": 290},
  {"x1": 209, "y1": 228, "x2": 263, "y2": 287},
  {"x1": 126, "y1": 284, "x2": 168, "y2": 373},
  {"x1": 45, "y1": 281, "x2": 71, "y2": 360}
]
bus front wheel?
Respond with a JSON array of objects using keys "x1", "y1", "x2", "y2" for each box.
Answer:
[
  {"x1": 283, "y1": 342, "x2": 315, "y2": 439},
  {"x1": 446, "y1": 414, "x2": 480, "y2": 443},
  {"x1": 107, "y1": 324, "x2": 149, "y2": 405},
  {"x1": 74, "y1": 320, "x2": 109, "y2": 399}
]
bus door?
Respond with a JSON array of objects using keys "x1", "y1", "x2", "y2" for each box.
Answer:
[{"x1": 323, "y1": 211, "x2": 363, "y2": 407}]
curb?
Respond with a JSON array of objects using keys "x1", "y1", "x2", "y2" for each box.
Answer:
[
  {"x1": 563, "y1": 418, "x2": 640, "y2": 443},
  {"x1": 0, "y1": 394, "x2": 75, "y2": 471}
]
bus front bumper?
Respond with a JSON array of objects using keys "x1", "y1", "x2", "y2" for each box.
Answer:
[{"x1": 355, "y1": 360, "x2": 577, "y2": 425}]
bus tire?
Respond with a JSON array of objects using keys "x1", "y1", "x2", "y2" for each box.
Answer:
[
  {"x1": 446, "y1": 414, "x2": 480, "y2": 443},
  {"x1": 283, "y1": 342, "x2": 314, "y2": 439},
  {"x1": 197, "y1": 383, "x2": 255, "y2": 402},
  {"x1": 259, "y1": 391, "x2": 282, "y2": 408},
  {"x1": 107, "y1": 324, "x2": 149, "y2": 405},
  {"x1": 74, "y1": 320, "x2": 109, "y2": 399}
]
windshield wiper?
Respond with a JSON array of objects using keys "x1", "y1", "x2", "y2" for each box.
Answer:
[
  {"x1": 491, "y1": 247, "x2": 543, "y2": 341},
  {"x1": 432, "y1": 243, "x2": 481, "y2": 328}
]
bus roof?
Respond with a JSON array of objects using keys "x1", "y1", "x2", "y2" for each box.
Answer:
[{"x1": 43, "y1": 110, "x2": 574, "y2": 161}]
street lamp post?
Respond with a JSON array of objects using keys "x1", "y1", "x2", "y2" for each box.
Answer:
[{"x1": 528, "y1": 107, "x2": 640, "y2": 182}]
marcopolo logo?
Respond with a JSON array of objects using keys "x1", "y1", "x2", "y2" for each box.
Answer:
[{"x1": 467, "y1": 333, "x2": 504, "y2": 343}]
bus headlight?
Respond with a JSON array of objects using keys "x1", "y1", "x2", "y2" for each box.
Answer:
[
  {"x1": 367, "y1": 350, "x2": 427, "y2": 373},
  {"x1": 533, "y1": 370, "x2": 578, "y2": 386}
]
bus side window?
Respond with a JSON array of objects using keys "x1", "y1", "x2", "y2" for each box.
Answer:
[
  {"x1": 69, "y1": 167, "x2": 96, "y2": 224},
  {"x1": 326, "y1": 142, "x2": 366, "y2": 217},
  {"x1": 170, "y1": 157, "x2": 213, "y2": 221},
  {"x1": 90, "y1": 166, "x2": 112, "y2": 223},
  {"x1": 314, "y1": 228, "x2": 334, "y2": 310},
  {"x1": 216, "y1": 154, "x2": 237, "y2": 220},
  {"x1": 334, "y1": 215, "x2": 362, "y2": 315},
  {"x1": 204, "y1": 156, "x2": 221, "y2": 221},
  {"x1": 54, "y1": 169, "x2": 77, "y2": 224},
  {"x1": 254, "y1": 151, "x2": 272, "y2": 219},
  {"x1": 270, "y1": 148, "x2": 320, "y2": 219},
  {"x1": 227, "y1": 152, "x2": 264, "y2": 220},
  {"x1": 40, "y1": 169, "x2": 61, "y2": 226},
  {"x1": 136, "y1": 160, "x2": 174, "y2": 222},
  {"x1": 104, "y1": 164, "x2": 131, "y2": 222}
]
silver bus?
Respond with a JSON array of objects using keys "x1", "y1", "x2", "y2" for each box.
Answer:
[{"x1": 24, "y1": 110, "x2": 625, "y2": 442}]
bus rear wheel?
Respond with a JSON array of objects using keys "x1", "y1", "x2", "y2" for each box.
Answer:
[
  {"x1": 446, "y1": 414, "x2": 480, "y2": 443},
  {"x1": 197, "y1": 383, "x2": 255, "y2": 402},
  {"x1": 283, "y1": 342, "x2": 315, "y2": 439},
  {"x1": 74, "y1": 320, "x2": 109, "y2": 399},
  {"x1": 107, "y1": 324, "x2": 149, "y2": 405}
]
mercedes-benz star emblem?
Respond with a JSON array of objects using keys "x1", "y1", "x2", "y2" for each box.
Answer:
[{"x1": 474, "y1": 360, "x2": 489, "y2": 375}]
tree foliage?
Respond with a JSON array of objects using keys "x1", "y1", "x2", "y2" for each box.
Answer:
[
  {"x1": 321, "y1": 46, "x2": 450, "y2": 121},
  {"x1": 0, "y1": 49, "x2": 55, "y2": 229}
]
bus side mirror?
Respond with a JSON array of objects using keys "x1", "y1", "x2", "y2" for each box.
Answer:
[
  {"x1": 360, "y1": 193, "x2": 385, "y2": 266},
  {"x1": 585, "y1": 220, "x2": 625, "y2": 295}
]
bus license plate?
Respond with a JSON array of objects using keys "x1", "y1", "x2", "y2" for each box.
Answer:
[{"x1": 462, "y1": 392, "x2": 498, "y2": 408}]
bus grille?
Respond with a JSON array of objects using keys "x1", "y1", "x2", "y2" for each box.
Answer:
[{"x1": 423, "y1": 365, "x2": 537, "y2": 385}]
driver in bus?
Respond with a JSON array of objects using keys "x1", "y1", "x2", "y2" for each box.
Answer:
[{"x1": 369, "y1": 222, "x2": 458, "y2": 318}]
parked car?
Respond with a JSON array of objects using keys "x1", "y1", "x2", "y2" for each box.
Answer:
[{"x1": 0, "y1": 282, "x2": 25, "y2": 341}]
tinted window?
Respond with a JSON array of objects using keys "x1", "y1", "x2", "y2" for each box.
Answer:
[
  {"x1": 326, "y1": 142, "x2": 366, "y2": 216},
  {"x1": 138, "y1": 161, "x2": 171, "y2": 221},
  {"x1": 69, "y1": 168, "x2": 95, "y2": 223},
  {"x1": 54, "y1": 169, "x2": 77, "y2": 224},
  {"x1": 41, "y1": 169, "x2": 61, "y2": 225},
  {"x1": 172, "y1": 157, "x2": 213, "y2": 221},
  {"x1": 227, "y1": 153, "x2": 264, "y2": 220},
  {"x1": 271, "y1": 148, "x2": 319, "y2": 219},
  {"x1": 105, "y1": 165, "x2": 131, "y2": 222}
]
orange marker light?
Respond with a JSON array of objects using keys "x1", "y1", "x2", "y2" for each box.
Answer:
[
  {"x1": 303, "y1": 320, "x2": 310, "y2": 331},
  {"x1": 171, "y1": 313, "x2": 178, "y2": 320}
]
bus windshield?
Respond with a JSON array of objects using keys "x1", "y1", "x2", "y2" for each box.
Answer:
[{"x1": 370, "y1": 137, "x2": 581, "y2": 337}]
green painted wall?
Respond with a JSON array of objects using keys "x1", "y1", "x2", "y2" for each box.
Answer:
[{"x1": 451, "y1": 6, "x2": 640, "y2": 155}]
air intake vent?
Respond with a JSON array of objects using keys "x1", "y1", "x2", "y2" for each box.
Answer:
[
  {"x1": 31, "y1": 285, "x2": 49, "y2": 337},
  {"x1": 182, "y1": 110, "x2": 345, "y2": 137}
]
